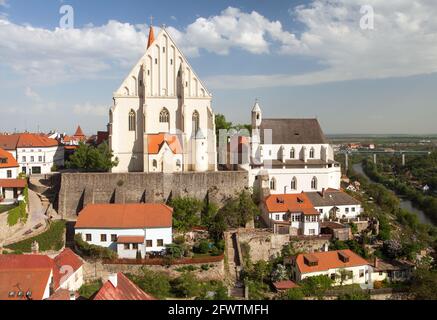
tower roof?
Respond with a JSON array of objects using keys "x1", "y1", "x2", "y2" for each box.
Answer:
[
  {"x1": 74, "y1": 126, "x2": 85, "y2": 137},
  {"x1": 252, "y1": 100, "x2": 261, "y2": 113},
  {"x1": 147, "y1": 25, "x2": 155, "y2": 49}
]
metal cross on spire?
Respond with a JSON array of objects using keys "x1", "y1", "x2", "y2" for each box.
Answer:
[{"x1": 149, "y1": 15, "x2": 154, "y2": 26}]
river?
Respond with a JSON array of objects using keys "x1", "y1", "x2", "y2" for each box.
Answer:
[{"x1": 352, "y1": 163, "x2": 435, "y2": 226}]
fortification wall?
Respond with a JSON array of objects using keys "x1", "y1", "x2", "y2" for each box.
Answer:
[{"x1": 58, "y1": 171, "x2": 248, "y2": 218}]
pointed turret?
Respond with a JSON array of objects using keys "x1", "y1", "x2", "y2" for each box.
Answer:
[{"x1": 147, "y1": 24, "x2": 155, "y2": 49}]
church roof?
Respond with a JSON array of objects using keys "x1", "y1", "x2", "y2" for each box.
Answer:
[
  {"x1": 147, "y1": 25, "x2": 155, "y2": 49},
  {"x1": 252, "y1": 101, "x2": 261, "y2": 113},
  {"x1": 260, "y1": 119, "x2": 328, "y2": 145},
  {"x1": 147, "y1": 133, "x2": 183, "y2": 154}
]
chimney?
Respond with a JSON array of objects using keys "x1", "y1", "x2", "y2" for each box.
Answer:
[
  {"x1": 31, "y1": 241, "x2": 39, "y2": 254},
  {"x1": 374, "y1": 257, "x2": 379, "y2": 268},
  {"x1": 108, "y1": 274, "x2": 118, "y2": 288}
]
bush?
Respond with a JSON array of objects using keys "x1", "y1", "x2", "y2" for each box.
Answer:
[
  {"x1": 173, "y1": 235, "x2": 186, "y2": 245},
  {"x1": 128, "y1": 268, "x2": 172, "y2": 299},
  {"x1": 195, "y1": 240, "x2": 210, "y2": 254},
  {"x1": 79, "y1": 280, "x2": 102, "y2": 299},
  {"x1": 6, "y1": 220, "x2": 66, "y2": 252},
  {"x1": 171, "y1": 272, "x2": 201, "y2": 298},
  {"x1": 201, "y1": 264, "x2": 210, "y2": 271},
  {"x1": 75, "y1": 233, "x2": 117, "y2": 260},
  {"x1": 281, "y1": 288, "x2": 305, "y2": 300}
]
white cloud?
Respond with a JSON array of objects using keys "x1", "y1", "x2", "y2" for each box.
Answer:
[
  {"x1": 24, "y1": 87, "x2": 41, "y2": 102},
  {"x1": 0, "y1": 19, "x2": 147, "y2": 84},
  {"x1": 167, "y1": 7, "x2": 299, "y2": 56},
  {"x1": 206, "y1": 0, "x2": 437, "y2": 89},
  {"x1": 73, "y1": 102, "x2": 108, "y2": 117},
  {"x1": 0, "y1": 0, "x2": 8, "y2": 8}
]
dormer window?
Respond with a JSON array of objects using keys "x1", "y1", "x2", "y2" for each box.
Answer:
[{"x1": 309, "y1": 147, "x2": 315, "y2": 159}]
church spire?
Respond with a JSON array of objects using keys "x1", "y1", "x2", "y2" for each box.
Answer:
[{"x1": 147, "y1": 16, "x2": 155, "y2": 49}]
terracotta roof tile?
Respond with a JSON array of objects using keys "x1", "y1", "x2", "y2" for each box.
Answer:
[
  {"x1": 75, "y1": 203, "x2": 173, "y2": 229},
  {"x1": 296, "y1": 249, "x2": 369, "y2": 274},
  {"x1": 52, "y1": 248, "x2": 84, "y2": 289},
  {"x1": 147, "y1": 133, "x2": 183, "y2": 154},
  {"x1": 93, "y1": 273, "x2": 156, "y2": 300},
  {"x1": 264, "y1": 193, "x2": 319, "y2": 215},
  {"x1": 117, "y1": 236, "x2": 145, "y2": 244},
  {"x1": 0, "y1": 147, "x2": 18, "y2": 168},
  {"x1": 0, "y1": 133, "x2": 59, "y2": 149},
  {"x1": 0, "y1": 179, "x2": 27, "y2": 188},
  {"x1": 273, "y1": 280, "x2": 299, "y2": 291}
]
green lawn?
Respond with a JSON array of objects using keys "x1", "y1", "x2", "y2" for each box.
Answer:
[
  {"x1": 7, "y1": 201, "x2": 27, "y2": 226},
  {"x1": 6, "y1": 220, "x2": 66, "y2": 253},
  {"x1": 79, "y1": 280, "x2": 103, "y2": 299}
]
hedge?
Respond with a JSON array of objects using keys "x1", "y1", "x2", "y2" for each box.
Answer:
[{"x1": 74, "y1": 234, "x2": 117, "y2": 260}]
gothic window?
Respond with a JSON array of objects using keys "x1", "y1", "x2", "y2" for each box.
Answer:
[
  {"x1": 176, "y1": 159, "x2": 181, "y2": 169},
  {"x1": 124, "y1": 87, "x2": 129, "y2": 95},
  {"x1": 128, "y1": 110, "x2": 136, "y2": 131},
  {"x1": 291, "y1": 177, "x2": 297, "y2": 190},
  {"x1": 270, "y1": 178, "x2": 276, "y2": 191},
  {"x1": 192, "y1": 110, "x2": 200, "y2": 134},
  {"x1": 311, "y1": 176, "x2": 318, "y2": 190},
  {"x1": 290, "y1": 148, "x2": 295, "y2": 159},
  {"x1": 152, "y1": 160, "x2": 157, "y2": 169},
  {"x1": 159, "y1": 108, "x2": 170, "y2": 123},
  {"x1": 309, "y1": 147, "x2": 315, "y2": 159}
]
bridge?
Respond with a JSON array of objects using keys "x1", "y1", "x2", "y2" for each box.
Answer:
[{"x1": 336, "y1": 150, "x2": 431, "y2": 171}]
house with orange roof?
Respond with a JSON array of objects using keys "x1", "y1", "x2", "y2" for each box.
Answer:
[
  {"x1": 93, "y1": 273, "x2": 156, "y2": 300},
  {"x1": 75, "y1": 203, "x2": 173, "y2": 259},
  {"x1": 0, "y1": 133, "x2": 64, "y2": 175},
  {"x1": 0, "y1": 248, "x2": 84, "y2": 300},
  {"x1": 0, "y1": 147, "x2": 26, "y2": 203},
  {"x1": 262, "y1": 193, "x2": 321, "y2": 236},
  {"x1": 290, "y1": 249, "x2": 372, "y2": 286}
]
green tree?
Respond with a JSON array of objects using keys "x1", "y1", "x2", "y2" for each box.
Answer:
[
  {"x1": 215, "y1": 114, "x2": 232, "y2": 136},
  {"x1": 128, "y1": 268, "x2": 172, "y2": 299},
  {"x1": 301, "y1": 275, "x2": 333, "y2": 299},
  {"x1": 281, "y1": 288, "x2": 305, "y2": 300},
  {"x1": 171, "y1": 272, "x2": 201, "y2": 298},
  {"x1": 66, "y1": 141, "x2": 118, "y2": 172},
  {"x1": 409, "y1": 268, "x2": 437, "y2": 300},
  {"x1": 170, "y1": 197, "x2": 203, "y2": 232}
]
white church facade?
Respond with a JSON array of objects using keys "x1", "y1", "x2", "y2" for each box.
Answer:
[
  {"x1": 243, "y1": 101, "x2": 341, "y2": 195},
  {"x1": 109, "y1": 25, "x2": 217, "y2": 173}
]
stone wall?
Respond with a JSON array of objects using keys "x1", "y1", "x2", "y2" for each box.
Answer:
[
  {"x1": 58, "y1": 171, "x2": 248, "y2": 218},
  {"x1": 238, "y1": 229, "x2": 331, "y2": 262}
]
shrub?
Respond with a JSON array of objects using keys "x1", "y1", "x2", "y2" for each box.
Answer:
[
  {"x1": 128, "y1": 269, "x2": 172, "y2": 299},
  {"x1": 79, "y1": 280, "x2": 103, "y2": 299},
  {"x1": 173, "y1": 235, "x2": 186, "y2": 245},
  {"x1": 171, "y1": 272, "x2": 201, "y2": 298},
  {"x1": 195, "y1": 240, "x2": 210, "y2": 254},
  {"x1": 201, "y1": 264, "x2": 210, "y2": 271},
  {"x1": 6, "y1": 220, "x2": 66, "y2": 252},
  {"x1": 75, "y1": 233, "x2": 117, "y2": 260}
]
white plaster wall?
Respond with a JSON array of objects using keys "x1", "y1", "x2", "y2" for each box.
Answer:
[
  {"x1": 316, "y1": 205, "x2": 361, "y2": 220},
  {"x1": 0, "y1": 167, "x2": 18, "y2": 179},
  {"x1": 16, "y1": 146, "x2": 64, "y2": 174},
  {"x1": 296, "y1": 265, "x2": 372, "y2": 286},
  {"x1": 59, "y1": 267, "x2": 84, "y2": 292}
]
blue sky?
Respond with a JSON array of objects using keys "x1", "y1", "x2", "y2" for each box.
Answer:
[{"x1": 0, "y1": 0, "x2": 436, "y2": 135}]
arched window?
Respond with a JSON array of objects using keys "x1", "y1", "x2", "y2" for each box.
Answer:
[
  {"x1": 159, "y1": 108, "x2": 170, "y2": 123},
  {"x1": 128, "y1": 110, "x2": 136, "y2": 131},
  {"x1": 176, "y1": 159, "x2": 181, "y2": 169},
  {"x1": 270, "y1": 178, "x2": 276, "y2": 191},
  {"x1": 152, "y1": 160, "x2": 157, "y2": 169},
  {"x1": 311, "y1": 176, "x2": 318, "y2": 190},
  {"x1": 124, "y1": 87, "x2": 130, "y2": 96},
  {"x1": 192, "y1": 110, "x2": 200, "y2": 134},
  {"x1": 309, "y1": 147, "x2": 315, "y2": 159},
  {"x1": 291, "y1": 177, "x2": 297, "y2": 190},
  {"x1": 290, "y1": 148, "x2": 295, "y2": 159}
]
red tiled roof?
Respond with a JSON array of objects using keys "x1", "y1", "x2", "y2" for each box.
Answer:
[
  {"x1": 74, "y1": 126, "x2": 85, "y2": 137},
  {"x1": 47, "y1": 289, "x2": 79, "y2": 300},
  {"x1": 0, "y1": 147, "x2": 18, "y2": 168},
  {"x1": 52, "y1": 248, "x2": 84, "y2": 289},
  {"x1": 0, "y1": 179, "x2": 27, "y2": 188},
  {"x1": 273, "y1": 280, "x2": 299, "y2": 291},
  {"x1": 0, "y1": 254, "x2": 54, "y2": 300},
  {"x1": 0, "y1": 133, "x2": 59, "y2": 149},
  {"x1": 93, "y1": 273, "x2": 156, "y2": 300},
  {"x1": 147, "y1": 133, "x2": 183, "y2": 154},
  {"x1": 75, "y1": 203, "x2": 173, "y2": 229},
  {"x1": 117, "y1": 236, "x2": 145, "y2": 244},
  {"x1": 296, "y1": 250, "x2": 369, "y2": 274},
  {"x1": 264, "y1": 193, "x2": 319, "y2": 215}
]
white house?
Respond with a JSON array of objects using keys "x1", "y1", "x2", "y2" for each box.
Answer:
[
  {"x1": 261, "y1": 193, "x2": 321, "y2": 236},
  {"x1": 75, "y1": 203, "x2": 173, "y2": 259},
  {"x1": 109, "y1": 24, "x2": 217, "y2": 173},
  {"x1": 0, "y1": 133, "x2": 64, "y2": 175},
  {"x1": 305, "y1": 189, "x2": 362, "y2": 221},
  {"x1": 0, "y1": 147, "x2": 26, "y2": 203},
  {"x1": 291, "y1": 250, "x2": 372, "y2": 286},
  {"x1": 243, "y1": 101, "x2": 341, "y2": 195}
]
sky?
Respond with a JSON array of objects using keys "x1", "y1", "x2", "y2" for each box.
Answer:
[{"x1": 0, "y1": 0, "x2": 436, "y2": 135}]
